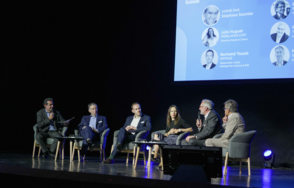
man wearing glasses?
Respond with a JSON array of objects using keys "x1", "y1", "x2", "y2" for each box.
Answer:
[
  {"x1": 190, "y1": 99, "x2": 245, "y2": 148},
  {"x1": 182, "y1": 99, "x2": 222, "y2": 145},
  {"x1": 273, "y1": 1, "x2": 287, "y2": 20}
]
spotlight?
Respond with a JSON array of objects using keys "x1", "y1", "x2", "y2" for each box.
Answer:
[
  {"x1": 263, "y1": 150, "x2": 274, "y2": 168},
  {"x1": 146, "y1": 146, "x2": 150, "y2": 151}
]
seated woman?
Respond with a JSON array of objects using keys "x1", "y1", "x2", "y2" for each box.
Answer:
[
  {"x1": 202, "y1": 28, "x2": 217, "y2": 47},
  {"x1": 152, "y1": 105, "x2": 193, "y2": 162}
]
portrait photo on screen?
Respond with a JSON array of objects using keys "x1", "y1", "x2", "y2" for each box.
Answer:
[
  {"x1": 270, "y1": 45, "x2": 290, "y2": 66},
  {"x1": 271, "y1": 0, "x2": 290, "y2": 20},
  {"x1": 201, "y1": 27, "x2": 219, "y2": 47},
  {"x1": 270, "y1": 22, "x2": 290, "y2": 43},
  {"x1": 202, "y1": 5, "x2": 220, "y2": 26},
  {"x1": 201, "y1": 49, "x2": 219, "y2": 70}
]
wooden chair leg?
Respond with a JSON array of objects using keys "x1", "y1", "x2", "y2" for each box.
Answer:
[
  {"x1": 55, "y1": 141, "x2": 60, "y2": 162},
  {"x1": 224, "y1": 152, "x2": 229, "y2": 176},
  {"x1": 126, "y1": 153, "x2": 129, "y2": 164},
  {"x1": 248, "y1": 157, "x2": 251, "y2": 176},
  {"x1": 147, "y1": 148, "x2": 151, "y2": 171},
  {"x1": 62, "y1": 145, "x2": 64, "y2": 160},
  {"x1": 38, "y1": 147, "x2": 41, "y2": 158},
  {"x1": 32, "y1": 140, "x2": 36, "y2": 158},
  {"x1": 110, "y1": 145, "x2": 113, "y2": 156},
  {"x1": 143, "y1": 150, "x2": 146, "y2": 166},
  {"x1": 72, "y1": 142, "x2": 76, "y2": 161},
  {"x1": 133, "y1": 147, "x2": 136, "y2": 166},
  {"x1": 77, "y1": 143, "x2": 81, "y2": 162},
  {"x1": 134, "y1": 147, "x2": 140, "y2": 169},
  {"x1": 239, "y1": 161, "x2": 242, "y2": 174}
]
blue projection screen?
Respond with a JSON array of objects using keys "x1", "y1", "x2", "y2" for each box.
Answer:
[{"x1": 174, "y1": 0, "x2": 294, "y2": 82}]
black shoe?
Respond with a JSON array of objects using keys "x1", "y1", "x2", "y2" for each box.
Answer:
[
  {"x1": 86, "y1": 139, "x2": 93, "y2": 146},
  {"x1": 102, "y1": 158, "x2": 114, "y2": 164},
  {"x1": 116, "y1": 143, "x2": 122, "y2": 151},
  {"x1": 151, "y1": 157, "x2": 160, "y2": 162},
  {"x1": 48, "y1": 152, "x2": 55, "y2": 158},
  {"x1": 42, "y1": 152, "x2": 49, "y2": 159}
]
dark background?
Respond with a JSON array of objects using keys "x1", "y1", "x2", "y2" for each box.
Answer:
[{"x1": 3, "y1": 1, "x2": 294, "y2": 167}]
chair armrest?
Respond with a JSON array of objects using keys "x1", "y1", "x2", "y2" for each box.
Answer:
[
  {"x1": 33, "y1": 124, "x2": 38, "y2": 141},
  {"x1": 151, "y1": 130, "x2": 165, "y2": 140},
  {"x1": 74, "y1": 129, "x2": 79, "y2": 135},
  {"x1": 176, "y1": 132, "x2": 190, "y2": 145},
  {"x1": 135, "y1": 131, "x2": 149, "y2": 141},
  {"x1": 112, "y1": 130, "x2": 120, "y2": 146},
  {"x1": 100, "y1": 128, "x2": 110, "y2": 149},
  {"x1": 213, "y1": 133, "x2": 223, "y2": 139}
]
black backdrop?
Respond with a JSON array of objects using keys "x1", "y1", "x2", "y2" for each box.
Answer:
[{"x1": 3, "y1": 0, "x2": 294, "y2": 167}]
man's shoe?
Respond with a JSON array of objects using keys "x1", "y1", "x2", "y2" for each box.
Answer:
[
  {"x1": 102, "y1": 158, "x2": 114, "y2": 164},
  {"x1": 151, "y1": 157, "x2": 160, "y2": 162},
  {"x1": 48, "y1": 152, "x2": 56, "y2": 158},
  {"x1": 116, "y1": 143, "x2": 122, "y2": 151},
  {"x1": 42, "y1": 152, "x2": 48, "y2": 159}
]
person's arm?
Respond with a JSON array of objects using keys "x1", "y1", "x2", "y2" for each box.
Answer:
[
  {"x1": 221, "y1": 115, "x2": 238, "y2": 139},
  {"x1": 98, "y1": 116, "x2": 108, "y2": 133},
  {"x1": 194, "y1": 114, "x2": 219, "y2": 140},
  {"x1": 174, "y1": 119, "x2": 193, "y2": 134},
  {"x1": 37, "y1": 110, "x2": 50, "y2": 128},
  {"x1": 77, "y1": 116, "x2": 86, "y2": 132},
  {"x1": 136, "y1": 116, "x2": 151, "y2": 132}
]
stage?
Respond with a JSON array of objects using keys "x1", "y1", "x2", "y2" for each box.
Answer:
[{"x1": 0, "y1": 152, "x2": 293, "y2": 188}]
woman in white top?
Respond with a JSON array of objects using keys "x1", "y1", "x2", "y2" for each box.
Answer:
[{"x1": 202, "y1": 28, "x2": 217, "y2": 47}]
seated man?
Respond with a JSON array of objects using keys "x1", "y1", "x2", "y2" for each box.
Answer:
[
  {"x1": 103, "y1": 102, "x2": 151, "y2": 164},
  {"x1": 36, "y1": 98, "x2": 69, "y2": 158},
  {"x1": 77, "y1": 103, "x2": 108, "y2": 161},
  {"x1": 190, "y1": 99, "x2": 245, "y2": 147},
  {"x1": 182, "y1": 99, "x2": 222, "y2": 145}
]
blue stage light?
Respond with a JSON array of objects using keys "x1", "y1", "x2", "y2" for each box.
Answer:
[
  {"x1": 264, "y1": 150, "x2": 272, "y2": 157},
  {"x1": 263, "y1": 150, "x2": 274, "y2": 168}
]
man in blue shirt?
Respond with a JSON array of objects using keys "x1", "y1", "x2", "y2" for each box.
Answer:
[
  {"x1": 77, "y1": 103, "x2": 108, "y2": 161},
  {"x1": 36, "y1": 98, "x2": 69, "y2": 159}
]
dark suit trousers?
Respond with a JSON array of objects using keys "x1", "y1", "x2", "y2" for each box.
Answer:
[
  {"x1": 36, "y1": 131, "x2": 62, "y2": 153},
  {"x1": 111, "y1": 127, "x2": 136, "y2": 158},
  {"x1": 79, "y1": 126, "x2": 101, "y2": 155},
  {"x1": 181, "y1": 138, "x2": 206, "y2": 146}
]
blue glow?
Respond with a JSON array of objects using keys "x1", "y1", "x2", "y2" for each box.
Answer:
[
  {"x1": 146, "y1": 146, "x2": 150, "y2": 151},
  {"x1": 264, "y1": 150, "x2": 272, "y2": 157}
]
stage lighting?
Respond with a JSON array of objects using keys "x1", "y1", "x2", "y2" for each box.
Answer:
[{"x1": 263, "y1": 150, "x2": 274, "y2": 168}]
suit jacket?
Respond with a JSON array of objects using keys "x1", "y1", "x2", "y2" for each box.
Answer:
[
  {"x1": 123, "y1": 114, "x2": 151, "y2": 133},
  {"x1": 203, "y1": 63, "x2": 216, "y2": 69},
  {"x1": 37, "y1": 108, "x2": 65, "y2": 132},
  {"x1": 273, "y1": 13, "x2": 287, "y2": 20},
  {"x1": 77, "y1": 115, "x2": 108, "y2": 133},
  {"x1": 273, "y1": 60, "x2": 287, "y2": 66},
  {"x1": 220, "y1": 112, "x2": 246, "y2": 147},
  {"x1": 194, "y1": 110, "x2": 222, "y2": 140},
  {"x1": 271, "y1": 33, "x2": 289, "y2": 43}
]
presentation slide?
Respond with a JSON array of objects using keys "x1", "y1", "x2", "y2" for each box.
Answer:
[{"x1": 174, "y1": 0, "x2": 294, "y2": 81}]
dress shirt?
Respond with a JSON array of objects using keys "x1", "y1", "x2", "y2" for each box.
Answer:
[
  {"x1": 205, "y1": 62, "x2": 213, "y2": 69},
  {"x1": 130, "y1": 115, "x2": 141, "y2": 135},
  {"x1": 46, "y1": 110, "x2": 56, "y2": 131},
  {"x1": 89, "y1": 115, "x2": 99, "y2": 133}
]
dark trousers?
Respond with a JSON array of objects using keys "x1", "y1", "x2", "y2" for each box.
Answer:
[
  {"x1": 79, "y1": 126, "x2": 101, "y2": 155},
  {"x1": 36, "y1": 131, "x2": 62, "y2": 153},
  {"x1": 181, "y1": 138, "x2": 206, "y2": 146},
  {"x1": 111, "y1": 127, "x2": 136, "y2": 157}
]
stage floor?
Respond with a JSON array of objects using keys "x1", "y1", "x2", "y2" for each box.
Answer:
[{"x1": 1, "y1": 152, "x2": 294, "y2": 188}]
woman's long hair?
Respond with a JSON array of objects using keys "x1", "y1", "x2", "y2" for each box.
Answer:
[
  {"x1": 167, "y1": 105, "x2": 181, "y2": 127},
  {"x1": 206, "y1": 28, "x2": 216, "y2": 39}
]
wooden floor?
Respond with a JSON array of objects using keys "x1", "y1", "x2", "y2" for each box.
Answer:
[{"x1": 1, "y1": 152, "x2": 294, "y2": 188}]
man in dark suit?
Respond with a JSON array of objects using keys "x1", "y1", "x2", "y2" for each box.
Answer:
[
  {"x1": 203, "y1": 50, "x2": 217, "y2": 69},
  {"x1": 181, "y1": 99, "x2": 222, "y2": 146},
  {"x1": 271, "y1": 23, "x2": 289, "y2": 43},
  {"x1": 273, "y1": 1, "x2": 287, "y2": 20},
  {"x1": 36, "y1": 98, "x2": 69, "y2": 158},
  {"x1": 77, "y1": 103, "x2": 108, "y2": 161},
  {"x1": 273, "y1": 46, "x2": 288, "y2": 66},
  {"x1": 103, "y1": 102, "x2": 151, "y2": 164}
]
